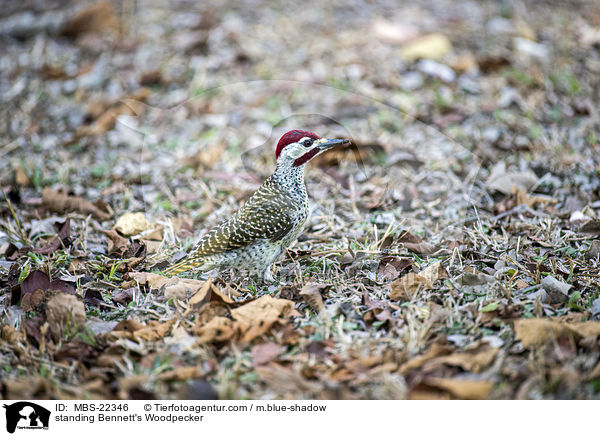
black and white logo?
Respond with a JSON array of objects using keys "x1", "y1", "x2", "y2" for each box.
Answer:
[{"x1": 3, "y1": 402, "x2": 50, "y2": 433}]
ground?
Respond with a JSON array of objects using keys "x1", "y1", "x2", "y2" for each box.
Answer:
[{"x1": 1, "y1": 0, "x2": 600, "y2": 400}]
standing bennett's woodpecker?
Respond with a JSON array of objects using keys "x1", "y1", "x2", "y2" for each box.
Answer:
[{"x1": 163, "y1": 130, "x2": 349, "y2": 281}]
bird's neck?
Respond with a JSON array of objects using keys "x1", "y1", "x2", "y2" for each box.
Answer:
[{"x1": 273, "y1": 160, "x2": 307, "y2": 197}]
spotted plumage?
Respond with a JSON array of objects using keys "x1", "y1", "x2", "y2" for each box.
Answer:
[{"x1": 163, "y1": 130, "x2": 349, "y2": 281}]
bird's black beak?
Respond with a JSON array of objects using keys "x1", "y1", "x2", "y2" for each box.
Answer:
[{"x1": 317, "y1": 138, "x2": 350, "y2": 150}]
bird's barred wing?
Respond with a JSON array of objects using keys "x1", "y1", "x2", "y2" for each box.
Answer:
[{"x1": 188, "y1": 185, "x2": 297, "y2": 257}]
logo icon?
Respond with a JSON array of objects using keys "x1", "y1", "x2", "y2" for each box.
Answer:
[{"x1": 2, "y1": 402, "x2": 50, "y2": 433}]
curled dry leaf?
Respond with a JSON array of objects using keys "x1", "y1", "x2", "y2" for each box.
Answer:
[
  {"x1": 45, "y1": 293, "x2": 86, "y2": 340},
  {"x1": 185, "y1": 279, "x2": 233, "y2": 315},
  {"x1": 34, "y1": 219, "x2": 72, "y2": 255},
  {"x1": 42, "y1": 188, "x2": 112, "y2": 221},
  {"x1": 103, "y1": 229, "x2": 128, "y2": 256},
  {"x1": 397, "y1": 231, "x2": 437, "y2": 255},
  {"x1": 299, "y1": 283, "x2": 327, "y2": 313}
]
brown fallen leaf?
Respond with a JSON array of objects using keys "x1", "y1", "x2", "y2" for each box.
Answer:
[
  {"x1": 60, "y1": 1, "x2": 118, "y2": 39},
  {"x1": 299, "y1": 283, "x2": 326, "y2": 313},
  {"x1": 108, "y1": 319, "x2": 175, "y2": 342},
  {"x1": 378, "y1": 256, "x2": 413, "y2": 281},
  {"x1": 252, "y1": 342, "x2": 283, "y2": 366},
  {"x1": 514, "y1": 318, "x2": 600, "y2": 347},
  {"x1": 42, "y1": 188, "x2": 112, "y2": 221},
  {"x1": 232, "y1": 295, "x2": 295, "y2": 343},
  {"x1": 427, "y1": 347, "x2": 499, "y2": 373},
  {"x1": 418, "y1": 261, "x2": 448, "y2": 284},
  {"x1": 157, "y1": 367, "x2": 204, "y2": 381},
  {"x1": 16, "y1": 270, "x2": 75, "y2": 307},
  {"x1": 423, "y1": 377, "x2": 493, "y2": 400},
  {"x1": 390, "y1": 273, "x2": 433, "y2": 300},
  {"x1": 397, "y1": 231, "x2": 437, "y2": 255},
  {"x1": 398, "y1": 343, "x2": 454, "y2": 374},
  {"x1": 77, "y1": 89, "x2": 150, "y2": 136},
  {"x1": 185, "y1": 279, "x2": 233, "y2": 315},
  {"x1": 45, "y1": 293, "x2": 86, "y2": 340},
  {"x1": 14, "y1": 163, "x2": 31, "y2": 186},
  {"x1": 195, "y1": 295, "x2": 295, "y2": 344},
  {"x1": 34, "y1": 219, "x2": 72, "y2": 255},
  {"x1": 103, "y1": 229, "x2": 128, "y2": 256},
  {"x1": 194, "y1": 316, "x2": 235, "y2": 343}
]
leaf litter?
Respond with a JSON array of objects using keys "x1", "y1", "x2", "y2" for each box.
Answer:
[{"x1": 1, "y1": 0, "x2": 600, "y2": 400}]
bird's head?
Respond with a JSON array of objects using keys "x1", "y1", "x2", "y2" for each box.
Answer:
[{"x1": 275, "y1": 129, "x2": 349, "y2": 167}]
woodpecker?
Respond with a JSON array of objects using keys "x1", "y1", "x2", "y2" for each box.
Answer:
[{"x1": 163, "y1": 130, "x2": 349, "y2": 281}]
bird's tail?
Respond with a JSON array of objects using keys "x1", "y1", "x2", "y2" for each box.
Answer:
[{"x1": 162, "y1": 256, "x2": 206, "y2": 276}]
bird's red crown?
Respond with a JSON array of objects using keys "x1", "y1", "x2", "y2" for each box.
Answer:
[{"x1": 275, "y1": 130, "x2": 320, "y2": 159}]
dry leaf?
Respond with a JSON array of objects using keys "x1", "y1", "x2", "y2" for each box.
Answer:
[
  {"x1": 34, "y1": 219, "x2": 72, "y2": 255},
  {"x1": 398, "y1": 343, "x2": 454, "y2": 374},
  {"x1": 77, "y1": 89, "x2": 149, "y2": 135},
  {"x1": 514, "y1": 318, "x2": 600, "y2": 347},
  {"x1": 580, "y1": 220, "x2": 600, "y2": 235},
  {"x1": 424, "y1": 377, "x2": 493, "y2": 400},
  {"x1": 428, "y1": 347, "x2": 499, "y2": 373},
  {"x1": 232, "y1": 295, "x2": 295, "y2": 343},
  {"x1": 127, "y1": 272, "x2": 217, "y2": 303},
  {"x1": 390, "y1": 273, "x2": 433, "y2": 300},
  {"x1": 103, "y1": 229, "x2": 128, "y2": 256},
  {"x1": 486, "y1": 161, "x2": 539, "y2": 194},
  {"x1": 195, "y1": 316, "x2": 235, "y2": 343},
  {"x1": 113, "y1": 212, "x2": 154, "y2": 236},
  {"x1": 184, "y1": 279, "x2": 234, "y2": 316},
  {"x1": 299, "y1": 284, "x2": 326, "y2": 313},
  {"x1": 419, "y1": 261, "x2": 448, "y2": 284},
  {"x1": 252, "y1": 342, "x2": 283, "y2": 366},
  {"x1": 42, "y1": 188, "x2": 112, "y2": 221},
  {"x1": 60, "y1": 1, "x2": 118, "y2": 39},
  {"x1": 401, "y1": 33, "x2": 452, "y2": 60},
  {"x1": 45, "y1": 293, "x2": 86, "y2": 340}
]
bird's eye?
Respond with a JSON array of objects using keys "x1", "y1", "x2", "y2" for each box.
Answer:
[{"x1": 303, "y1": 138, "x2": 313, "y2": 147}]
